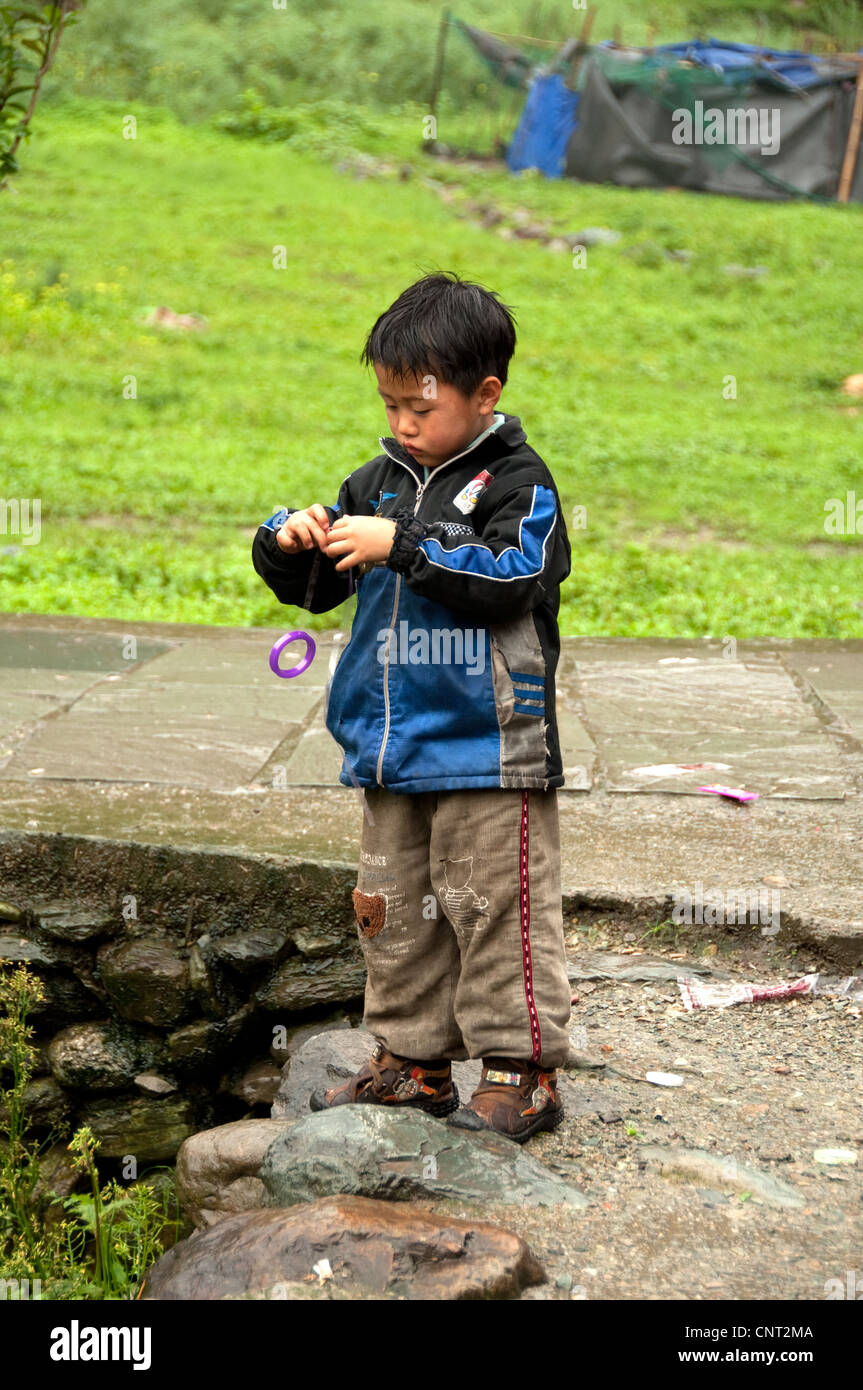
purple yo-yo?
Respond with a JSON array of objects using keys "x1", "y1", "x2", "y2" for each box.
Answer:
[{"x1": 269, "y1": 631, "x2": 316, "y2": 679}]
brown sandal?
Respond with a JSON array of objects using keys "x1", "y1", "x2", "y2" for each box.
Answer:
[
  {"x1": 309, "y1": 1041, "x2": 459, "y2": 1118},
  {"x1": 447, "y1": 1057, "x2": 563, "y2": 1143}
]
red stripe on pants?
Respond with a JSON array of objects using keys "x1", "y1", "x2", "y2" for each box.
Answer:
[{"x1": 520, "y1": 790, "x2": 542, "y2": 1062}]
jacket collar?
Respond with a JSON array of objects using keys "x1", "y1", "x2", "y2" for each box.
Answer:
[{"x1": 379, "y1": 411, "x2": 527, "y2": 473}]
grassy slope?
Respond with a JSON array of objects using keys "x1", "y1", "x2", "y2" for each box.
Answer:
[{"x1": 1, "y1": 99, "x2": 862, "y2": 637}]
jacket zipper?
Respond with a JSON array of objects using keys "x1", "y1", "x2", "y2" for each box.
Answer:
[
  {"x1": 374, "y1": 420, "x2": 503, "y2": 785},
  {"x1": 376, "y1": 474, "x2": 428, "y2": 785}
]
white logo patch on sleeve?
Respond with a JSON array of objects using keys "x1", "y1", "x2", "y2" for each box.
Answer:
[{"x1": 453, "y1": 469, "x2": 493, "y2": 515}]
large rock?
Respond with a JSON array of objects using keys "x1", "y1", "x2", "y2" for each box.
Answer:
[
  {"x1": 255, "y1": 956, "x2": 366, "y2": 1012},
  {"x1": 188, "y1": 939, "x2": 240, "y2": 1019},
  {"x1": 33, "y1": 1142, "x2": 86, "y2": 1204},
  {"x1": 220, "y1": 1059, "x2": 282, "y2": 1108},
  {"x1": 97, "y1": 939, "x2": 195, "y2": 1028},
  {"x1": 0, "y1": 935, "x2": 103, "y2": 1026},
  {"x1": 33, "y1": 902, "x2": 117, "y2": 945},
  {"x1": 46, "y1": 1020, "x2": 161, "y2": 1091},
  {"x1": 166, "y1": 1005, "x2": 251, "y2": 1074},
  {"x1": 271, "y1": 1025, "x2": 483, "y2": 1120},
  {"x1": 0, "y1": 933, "x2": 57, "y2": 966},
  {"x1": 175, "y1": 1119, "x2": 296, "y2": 1228},
  {"x1": 141, "y1": 1197, "x2": 545, "y2": 1300},
  {"x1": 206, "y1": 928, "x2": 287, "y2": 974},
  {"x1": 292, "y1": 926, "x2": 346, "y2": 959},
  {"x1": 269, "y1": 1015, "x2": 351, "y2": 1066},
  {"x1": 261, "y1": 1107, "x2": 589, "y2": 1209},
  {"x1": 29, "y1": 972, "x2": 104, "y2": 1029},
  {"x1": 78, "y1": 1093, "x2": 198, "y2": 1161},
  {"x1": 639, "y1": 1145, "x2": 805, "y2": 1208}
]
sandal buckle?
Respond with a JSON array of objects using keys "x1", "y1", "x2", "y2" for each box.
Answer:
[{"x1": 393, "y1": 1076, "x2": 420, "y2": 1099}]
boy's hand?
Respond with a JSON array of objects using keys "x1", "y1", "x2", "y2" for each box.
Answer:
[
  {"x1": 325, "y1": 515, "x2": 397, "y2": 572},
  {"x1": 275, "y1": 505, "x2": 331, "y2": 553}
]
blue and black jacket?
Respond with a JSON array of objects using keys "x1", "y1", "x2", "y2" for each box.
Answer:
[{"x1": 252, "y1": 412, "x2": 571, "y2": 793}]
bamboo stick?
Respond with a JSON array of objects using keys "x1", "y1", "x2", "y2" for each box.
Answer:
[
  {"x1": 838, "y1": 58, "x2": 863, "y2": 203},
  {"x1": 428, "y1": 7, "x2": 450, "y2": 121},
  {"x1": 565, "y1": 5, "x2": 597, "y2": 91}
]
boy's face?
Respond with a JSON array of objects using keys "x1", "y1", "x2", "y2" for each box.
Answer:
[{"x1": 374, "y1": 363, "x2": 501, "y2": 470}]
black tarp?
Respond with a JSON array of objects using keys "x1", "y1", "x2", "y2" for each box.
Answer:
[{"x1": 564, "y1": 58, "x2": 863, "y2": 202}]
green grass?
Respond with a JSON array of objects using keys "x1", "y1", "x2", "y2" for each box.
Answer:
[{"x1": 1, "y1": 97, "x2": 862, "y2": 637}]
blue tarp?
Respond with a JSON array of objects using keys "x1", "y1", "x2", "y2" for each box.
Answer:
[
  {"x1": 626, "y1": 38, "x2": 857, "y2": 90},
  {"x1": 505, "y1": 74, "x2": 579, "y2": 177}
]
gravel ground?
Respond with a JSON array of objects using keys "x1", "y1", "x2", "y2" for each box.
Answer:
[{"x1": 420, "y1": 916, "x2": 862, "y2": 1301}]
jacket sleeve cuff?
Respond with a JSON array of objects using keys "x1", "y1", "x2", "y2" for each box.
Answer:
[{"x1": 386, "y1": 508, "x2": 428, "y2": 574}]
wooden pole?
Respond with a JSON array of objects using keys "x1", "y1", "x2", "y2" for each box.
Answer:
[
  {"x1": 565, "y1": 5, "x2": 597, "y2": 91},
  {"x1": 838, "y1": 58, "x2": 863, "y2": 203},
  {"x1": 428, "y1": 8, "x2": 451, "y2": 123}
]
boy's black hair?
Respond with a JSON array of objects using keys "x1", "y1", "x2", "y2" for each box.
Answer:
[{"x1": 361, "y1": 271, "x2": 517, "y2": 398}]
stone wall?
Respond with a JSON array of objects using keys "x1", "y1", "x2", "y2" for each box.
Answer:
[{"x1": 0, "y1": 830, "x2": 365, "y2": 1163}]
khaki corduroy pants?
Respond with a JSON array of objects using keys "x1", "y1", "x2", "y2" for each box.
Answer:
[{"x1": 350, "y1": 786, "x2": 571, "y2": 1068}]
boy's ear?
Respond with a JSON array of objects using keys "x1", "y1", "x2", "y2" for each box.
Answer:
[{"x1": 477, "y1": 375, "x2": 502, "y2": 413}]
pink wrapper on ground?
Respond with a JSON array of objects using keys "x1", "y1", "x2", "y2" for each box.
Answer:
[{"x1": 697, "y1": 783, "x2": 759, "y2": 802}]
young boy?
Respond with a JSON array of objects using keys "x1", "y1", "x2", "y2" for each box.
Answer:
[{"x1": 252, "y1": 272, "x2": 572, "y2": 1142}]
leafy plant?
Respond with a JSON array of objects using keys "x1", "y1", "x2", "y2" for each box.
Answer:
[
  {"x1": 637, "y1": 917, "x2": 686, "y2": 947},
  {"x1": 0, "y1": 964, "x2": 44, "y2": 1246},
  {"x1": 64, "y1": 1130, "x2": 181, "y2": 1298},
  {"x1": 214, "y1": 89, "x2": 396, "y2": 163},
  {"x1": 0, "y1": 1, "x2": 87, "y2": 191},
  {"x1": 0, "y1": 962, "x2": 181, "y2": 1299}
]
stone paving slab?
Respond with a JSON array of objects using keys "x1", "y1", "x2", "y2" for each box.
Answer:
[
  {"x1": 70, "y1": 680, "x2": 320, "y2": 723},
  {"x1": 574, "y1": 658, "x2": 822, "y2": 734},
  {"x1": 254, "y1": 725, "x2": 345, "y2": 788},
  {"x1": 788, "y1": 649, "x2": 863, "y2": 742},
  {"x1": 0, "y1": 627, "x2": 172, "y2": 672},
  {"x1": 597, "y1": 730, "x2": 848, "y2": 798},
  {"x1": 131, "y1": 637, "x2": 329, "y2": 690},
  {"x1": 0, "y1": 692, "x2": 67, "y2": 740},
  {"x1": 2, "y1": 713, "x2": 296, "y2": 789}
]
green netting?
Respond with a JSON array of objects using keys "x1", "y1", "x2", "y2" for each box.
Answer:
[
  {"x1": 585, "y1": 48, "x2": 833, "y2": 202},
  {"x1": 450, "y1": 18, "x2": 550, "y2": 89},
  {"x1": 436, "y1": 16, "x2": 553, "y2": 156},
  {"x1": 590, "y1": 47, "x2": 760, "y2": 101}
]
